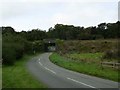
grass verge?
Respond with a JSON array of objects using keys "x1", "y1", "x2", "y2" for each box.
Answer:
[
  {"x1": 49, "y1": 53, "x2": 119, "y2": 82},
  {"x1": 66, "y1": 53, "x2": 103, "y2": 63},
  {"x1": 2, "y1": 53, "x2": 47, "y2": 88},
  {"x1": 0, "y1": 66, "x2": 2, "y2": 89}
]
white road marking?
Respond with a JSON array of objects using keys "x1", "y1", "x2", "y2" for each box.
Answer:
[
  {"x1": 39, "y1": 62, "x2": 43, "y2": 66},
  {"x1": 67, "y1": 77, "x2": 96, "y2": 88},
  {"x1": 38, "y1": 58, "x2": 56, "y2": 74},
  {"x1": 44, "y1": 67, "x2": 56, "y2": 74}
]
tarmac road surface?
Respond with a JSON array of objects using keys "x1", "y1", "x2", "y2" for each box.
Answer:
[{"x1": 26, "y1": 53, "x2": 119, "y2": 89}]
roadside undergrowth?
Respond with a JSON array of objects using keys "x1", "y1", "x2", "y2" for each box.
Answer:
[
  {"x1": 2, "y1": 53, "x2": 47, "y2": 88},
  {"x1": 49, "y1": 53, "x2": 119, "y2": 82}
]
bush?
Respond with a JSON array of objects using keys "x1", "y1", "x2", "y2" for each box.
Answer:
[
  {"x1": 2, "y1": 34, "x2": 26, "y2": 65},
  {"x1": 32, "y1": 41, "x2": 44, "y2": 53},
  {"x1": 2, "y1": 43, "x2": 16, "y2": 65},
  {"x1": 14, "y1": 43, "x2": 24, "y2": 59},
  {"x1": 103, "y1": 50, "x2": 120, "y2": 61},
  {"x1": 24, "y1": 41, "x2": 33, "y2": 54},
  {"x1": 2, "y1": 27, "x2": 46, "y2": 65},
  {"x1": 56, "y1": 40, "x2": 118, "y2": 55}
]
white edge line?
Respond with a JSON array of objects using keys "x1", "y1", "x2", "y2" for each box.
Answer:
[
  {"x1": 67, "y1": 77, "x2": 96, "y2": 88},
  {"x1": 44, "y1": 67, "x2": 56, "y2": 74},
  {"x1": 39, "y1": 62, "x2": 43, "y2": 66}
]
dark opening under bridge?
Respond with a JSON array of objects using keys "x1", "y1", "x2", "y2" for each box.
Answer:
[{"x1": 43, "y1": 39, "x2": 56, "y2": 52}]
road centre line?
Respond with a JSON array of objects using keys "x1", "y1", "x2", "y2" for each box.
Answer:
[
  {"x1": 44, "y1": 67, "x2": 56, "y2": 74},
  {"x1": 38, "y1": 59, "x2": 56, "y2": 74},
  {"x1": 38, "y1": 59, "x2": 42, "y2": 66},
  {"x1": 39, "y1": 62, "x2": 43, "y2": 66},
  {"x1": 38, "y1": 57, "x2": 95, "y2": 88},
  {"x1": 67, "y1": 77, "x2": 96, "y2": 88}
]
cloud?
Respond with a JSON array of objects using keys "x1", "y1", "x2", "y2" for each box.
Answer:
[
  {"x1": 51, "y1": 13, "x2": 72, "y2": 25},
  {"x1": 118, "y1": 1, "x2": 120, "y2": 21},
  {"x1": 0, "y1": 1, "x2": 118, "y2": 31},
  {"x1": 1, "y1": 0, "x2": 119, "y2": 3},
  {"x1": 51, "y1": 2, "x2": 118, "y2": 27}
]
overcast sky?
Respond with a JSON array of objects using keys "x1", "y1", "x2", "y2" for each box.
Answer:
[{"x1": 0, "y1": 0, "x2": 119, "y2": 32}]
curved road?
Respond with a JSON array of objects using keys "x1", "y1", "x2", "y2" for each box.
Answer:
[{"x1": 26, "y1": 53, "x2": 119, "y2": 89}]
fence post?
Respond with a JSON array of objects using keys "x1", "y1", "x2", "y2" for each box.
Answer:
[{"x1": 100, "y1": 57, "x2": 103, "y2": 70}]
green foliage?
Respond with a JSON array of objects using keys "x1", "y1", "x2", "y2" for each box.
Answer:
[
  {"x1": 56, "y1": 39, "x2": 64, "y2": 52},
  {"x1": 103, "y1": 50, "x2": 120, "y2": 62},
  {"x1": 26, "y1": 29, "x2": 47, "y2": 41},
  {"x1": 32, "y1": 40, "x2": 44, "y2": 52},
  {"x1": 2, "y1": 27, "x2": 46, "y2": 65},
  {"x1": 2, "y1": 26, "x2": 16, "y2": 34},
  {"x1": 2, "y1": 34, "x2": 25, "y2": 65},
  {"x1": 47, "y1": 21, "x2": 120, "y2": 40},
  {"x1": 67, "y1": 53, "x2": 103, "y2": 63},
  {"x1": 24, "y1": 41, "x2": 33, "y2": 54},
  {"x1": 56, "y1": 40, "x2": 118, "y2": 55},
  {"x1": 50, "y1": 53, "x2": 119, "y2": 82},
  {"x1": 2, "y1": 43, "x2": 16, "y2": 65},
  {"x1": 2, "y1": 54, "x2": 47, "y2": 88},
  {"x1": 2, "y1": 21, "x2": 119, "y2": 65}
]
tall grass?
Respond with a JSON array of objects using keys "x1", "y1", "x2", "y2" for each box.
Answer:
[
  {"x1": 66, "y1": 53, "x2": 103, "y2": 63},
  {"x1": 2, "y1": 54, "x2": 47, "y2": 88},
  {"x1": 50, "y1": 53, "x2": 119, "y2": 82},
  {"x1": 0, "y1": 67, "x2": 2, "y2": 89}
]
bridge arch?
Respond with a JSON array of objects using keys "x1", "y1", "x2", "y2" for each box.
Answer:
[{"x1": 43, "y1": 39, "x2": 56, "y2": 52}]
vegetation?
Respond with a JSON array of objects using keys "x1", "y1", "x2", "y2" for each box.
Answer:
[
  {"x1": 55, "y1": 39, "x2": 119, "y2": 67},
  {"x1": 103, "y1": 49, "x2": 120, "y2": 62},
  {"x1": 2, "y1": 27, "x2": 47, "y2": 88},
  {"x1": 0, "y1": 65, "x2": 1, "y2": 84},
  {"x1": 56, "y1": 39, "x2": 119, "y2": 59},
  {"x1": 2, "y1": 27, "x2": 45, "y2": 65},
  {"x1": 2, "y1": 21, "x2": 119, "y2": 65},
  {"x1": 50, "y1": 53, "x2": 119, "y2": 82},
  {"x1": 66, "y1": 53, "x2": 103, "y2": 63},
  {"x1": 48, "y1": 21, "x2": 120, "y2": 40},
  {"x1": 50, "y1": 39, "x2": 119, "y2": 82},
  {"x1": 1, "y1": 21, "x2": 119, "y2": 87},
  {"x1": 2, "y1": 54, "x2": 47, "y2": 88}
]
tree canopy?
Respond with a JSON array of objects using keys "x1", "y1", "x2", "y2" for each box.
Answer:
[{"x1": 1, "y1": 21, "x2": 119, "y2": 65}]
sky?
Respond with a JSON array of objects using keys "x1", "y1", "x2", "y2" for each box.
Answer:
[{"x1": 0, "y1": 0, "x2": 119, "y2": 32}]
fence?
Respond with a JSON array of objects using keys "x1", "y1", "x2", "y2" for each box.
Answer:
[{"x1": 101, "y1": 62, "x2": 120, "y2": 69}]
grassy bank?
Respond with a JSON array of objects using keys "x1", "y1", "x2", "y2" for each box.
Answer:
[
  {"x1": 2, "y1": 53, "x2": 47, "y2": 88},
  {"x1": 49, "y1": 53, "x2": 119, "y2": 82},
  {"x1": 0, "y1": 67, "x2": 2, "y2": 89},
  {"x1": 66, "y1": 53, "x2": 103, "y2": 63}
]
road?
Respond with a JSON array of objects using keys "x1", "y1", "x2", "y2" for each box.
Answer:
[{"x1": 26, "y1": 53, "x2": 119, "y2": 89}]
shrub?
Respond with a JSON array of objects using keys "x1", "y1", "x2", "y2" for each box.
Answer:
[
  {"x1": 14, "y1": 43, "x2": 24, "y2": 59},
  {"x1": 24, "y1": 41, "x2": 33, "y2": 54},
  {"x1": 103, "y1": 50, "x2": 119, "y2": 61},
  {"x1": 2, "y1": 43, "x2": 16, "y2": 65},
  {"x1": 2, "y1": 34, "x2": 26, "y2": 65},
  {"x1": 32, "y1": 41, "x2": 44, "y2": 53}
]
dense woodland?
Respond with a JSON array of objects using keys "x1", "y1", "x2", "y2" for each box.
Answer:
[{"x1": 1, "y1": 21, "x2": 120, "y2": 65}]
